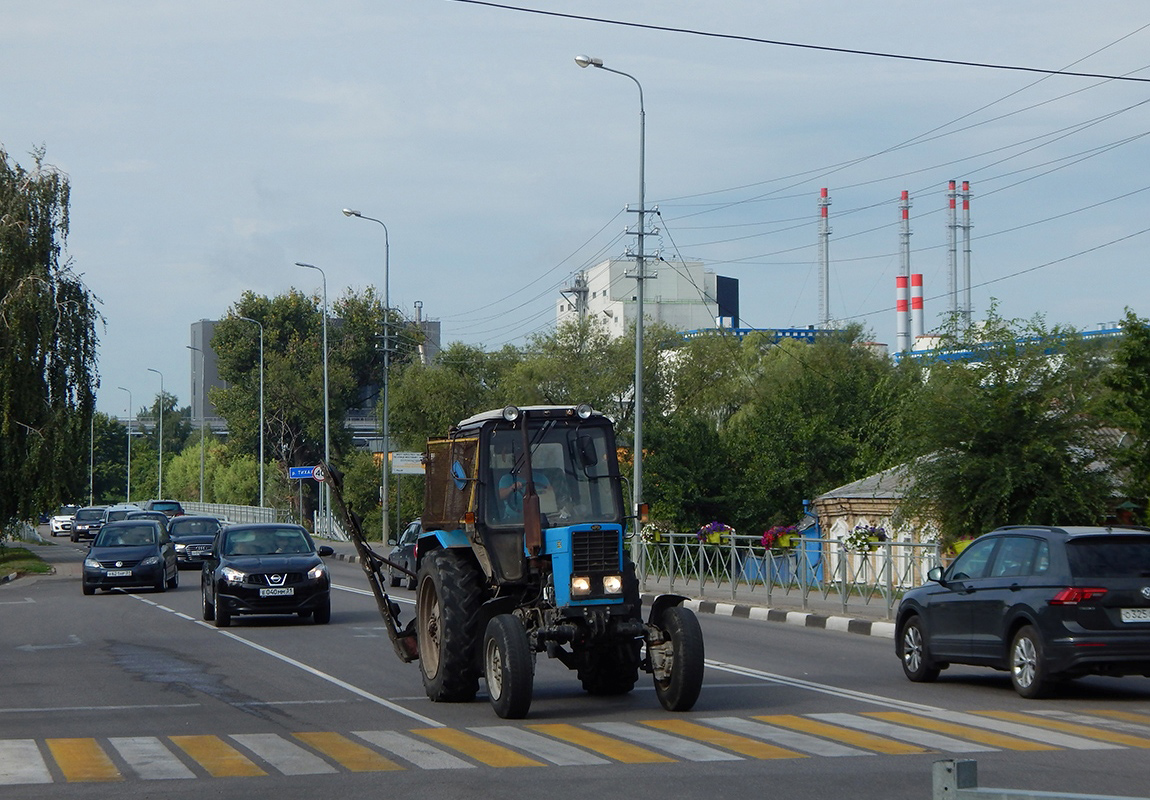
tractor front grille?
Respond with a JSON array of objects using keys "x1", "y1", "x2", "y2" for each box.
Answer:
[{"x1": 571, "y1": 529, "x2": 620, "y2": 573}]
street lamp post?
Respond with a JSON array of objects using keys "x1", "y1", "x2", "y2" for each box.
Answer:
[
  {"x1": 237, "y1": 316, "x2": 265, "y2": 509},
  {"x1": 294, "y1": 262, "x2": 330, "y2": 535},
  {"x1": 117, "y1": 387, "x2": 132, "y2": 502},
  {"x1": 575, "y1": 54, "x2": 649, "y2": 522},
  {"x1": 342, "y1": 208, "x2": 392, "y2": 542},
  {"x1": 146, "y1": 367, "x2": 164, "y2": 499},
  {"x1": 187, "y1": 345, "x2": 206, "y2": 503}
]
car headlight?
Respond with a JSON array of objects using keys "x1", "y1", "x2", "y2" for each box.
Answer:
[
  {"x1": 571, "y1": 576, "x2": 592, "y2": 597},
  {"x1": 221, "y1": 566, "x2": 246, "y2": 584},
  {"x1": 602, "y1": 575, "x2": 623, "y2": 595},
  {"x1": 174, "y1": 543, "x2": 186, "y2": 552},
  {"x1": 307, "y1": 564, "x2": 328, "y2": 581},
  {"x1": 84, "y1": 558, "x2": 100, "y2": 569},
  {"x1": 140, "y1": 555, "x2": 161, "y2": 567}
]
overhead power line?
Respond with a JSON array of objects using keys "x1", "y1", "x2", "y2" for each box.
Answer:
[{"x1": 451, "y1": 1, "x2": 1150, "y2": 83}]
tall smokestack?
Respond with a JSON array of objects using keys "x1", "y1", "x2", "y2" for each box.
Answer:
[
  {"x1": 896, "y1": 275, "x2": 910, "y2": 352},
  {"x1": 962, "y1": 181, "x2": 972, "y2": 327},
  {"x1": 947, "y1": 180, "x2": 958, "y2": 317},
  {"x1": 911, "y1": 273, "x2": 924, "y2": 343},
  {"x1": 818, "y1": 188, "x2": 831, "y2": 327}
]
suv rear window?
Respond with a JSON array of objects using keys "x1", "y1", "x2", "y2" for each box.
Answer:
[{"x1": 1066, "y1": 536, "x2": 1150, "y2": 578}]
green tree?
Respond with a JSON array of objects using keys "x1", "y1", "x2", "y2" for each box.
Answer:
[
  {"x1": 1102, "y1": 309, "x2": 1150, "y2": 522},
  {"x1": 0, "y1": 147, "x2": 99, "y2": 519},
  {"x1": 898, "y1": 308, "x2": 1114, "y2": 547}
]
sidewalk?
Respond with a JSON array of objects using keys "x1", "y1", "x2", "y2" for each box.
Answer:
[{"x1": 319, "y1": 538, "x2": 897, "y2": 641}]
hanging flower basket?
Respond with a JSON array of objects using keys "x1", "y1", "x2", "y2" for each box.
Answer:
[
  {"x1": 845, "y1": 523, "x2": 888, "y2": 553},
  {"x1": 761, "y1": 524, "x2": 798, "y2": 553},
  {"x1": 696, "y1": 521, "x2": 735, "y2": 544}
]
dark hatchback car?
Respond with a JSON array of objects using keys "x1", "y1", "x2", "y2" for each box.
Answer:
[
  {"x1": 896, "y1": 525, "x2": 1150, "y2": 698},
  {"x1": 387, "y1": 520, "x2": 421, "y2": 589},
  {"x1": 70, "y1": 506, "x2": 108, "y2": 542},
  {"x1": 201, "y1": 523, "x2": 334, "y2": 628},
  {"x1": 82, "y1": 519, "x2": 179, "y2": 595},
  {"x1": 143, "y1": 499, "x2": 185, "y2": 518},
  {"x1": 168, "y1": 515, "x2": 224, "y2": 568}
]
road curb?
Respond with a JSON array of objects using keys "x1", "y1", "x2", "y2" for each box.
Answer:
[
  {"x1": 644, "y1": 594, "x2": 896, "y2": 640},
  {"x1": 0, "y1": 571, "x2": 18, "y2": 585}
]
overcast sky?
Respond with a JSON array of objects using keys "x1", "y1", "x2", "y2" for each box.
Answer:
[{"x1": 4, "y1": 1, "x2": 1149, "y2": 416}]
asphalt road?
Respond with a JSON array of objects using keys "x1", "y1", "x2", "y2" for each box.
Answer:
[{"x1": 3, "y1": 535, "x2": 1150, "y2": 800}]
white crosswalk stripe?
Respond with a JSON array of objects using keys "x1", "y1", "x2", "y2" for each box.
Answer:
[
  {"x1": 230, "y1": 734, "x2": 337, "y2": 775},
  {"x1": 808, "y1": 713, "x2": 996, "y2": 753},
  {"x1": 944, "y1": 712, "x2": 1123, "y2": 750},
  {"x1": 702, "y1": 716, "x2": 871, "y2": 757},
  {"x1": 108, "y1": 737, "x2": 195, "y2": 780},
  {"x1": 0, "y1": 740, "x2": 52, "y2": 784},
  {"x1": 586, "y1": 721, "x2": 743, "y2": 761},
  {"x1": 469, "y1": 726, "x2": 610, "y2": 766},
  {"x1": 352, "y1": 730, "x2": 475, "y2": 770}
]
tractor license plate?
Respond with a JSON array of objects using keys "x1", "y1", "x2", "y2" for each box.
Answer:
[
  {"x1": 1120, "y1": 608, "x2": 1150, "y2": 623},
  {"x1": 105, "y1": 570, "x2": 132, "y2": 577},
  {"x1": 260, "y1": 587, "x2": 294, "y2": 597}
]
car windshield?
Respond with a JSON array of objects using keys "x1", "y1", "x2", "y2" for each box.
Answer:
[
  {"x1": 151, "y1": 502, "x2": 181, "y2": 512},
  {"x1": 95, "y1": 525, "x2": 156, "y2": 547},
  {"x1": 223, "y1": 528, "x2": 312, "y2": 556},
  {"x1": 57, "y1": 506, "x2": 79, "y2": 516},
  {"x1": 75, "y1": 509, "x2": 103, "y2": 521},
  {"x1": 170, "y1": 519, "x2": 220, "y2": 537},
  {"x1": 1067, "y1": 537, "x2": 1150, "y2": 578}
]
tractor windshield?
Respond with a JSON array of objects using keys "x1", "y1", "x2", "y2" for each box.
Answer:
[{"x1": 485, "y1": 421, "x2": 623, "y2": 529}]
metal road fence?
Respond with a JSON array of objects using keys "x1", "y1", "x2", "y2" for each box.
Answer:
[
  {"x1": 634, "y1": 531, "x2": 944, "y2": 620},
  {"x1": 183, "y1": 502, "x2": 350, "y2": 541}
]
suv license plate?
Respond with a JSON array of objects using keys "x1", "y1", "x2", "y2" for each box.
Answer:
[
  {"x1": 260, "y1": 587, "x2": 294, "y2": 597},
  {"x1": 106, "y1": 569, "x2": 132, "y2": 577},
  {"x1": 1120, "y1": 608, "x2": 1150, "y2": 623}
]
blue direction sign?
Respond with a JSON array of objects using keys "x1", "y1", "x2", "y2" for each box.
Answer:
[{"x1": 289, "y1": 466, "x2": 316, "y2": 480}]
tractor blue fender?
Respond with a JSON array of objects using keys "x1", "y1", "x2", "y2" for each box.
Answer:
[{"x1": 647, "y1": 593, "x2": 689, "y2": 627}]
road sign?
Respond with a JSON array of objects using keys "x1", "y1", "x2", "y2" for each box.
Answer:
[
  {"x1": 312, "y1": 465, "x2": 326, "y2": 482},
  {"x1": 288, "y1": 466, "x2": 315, "y2": 481},
  {"x1": 390, "y1": 451, "x2": 425, "y2": 475}
]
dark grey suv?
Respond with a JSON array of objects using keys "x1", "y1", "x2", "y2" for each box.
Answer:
[{"x1": 896, "y1": 525, "x2": 1150, "y2": 698}]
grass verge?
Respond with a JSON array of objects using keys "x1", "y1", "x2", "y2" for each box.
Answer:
[{"x1": 0, "y1": 546, "x2": 54, "y2": 577}]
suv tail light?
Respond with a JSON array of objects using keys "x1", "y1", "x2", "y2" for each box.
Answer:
[{"x1": 1049, "y1": 587, "x2": 1108, "y2": 605}]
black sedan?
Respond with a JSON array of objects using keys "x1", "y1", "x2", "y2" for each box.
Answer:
[
  {"x1": 201, "y1": 523, "x2": 334, "y2": 627},
  {"x1": 82, "y1": 520, "x2": 179, "y2": 595},
  {"x1": 896, "y1": 525, "x2": 1150, "y2": 698},
  {"x1": 168, "y1": 515, "x2": 224, "y2": 568}
]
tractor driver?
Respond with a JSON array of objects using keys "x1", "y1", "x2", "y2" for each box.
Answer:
[{"x1": 493, "y1": 435, "x2": 552, "y2": 519}]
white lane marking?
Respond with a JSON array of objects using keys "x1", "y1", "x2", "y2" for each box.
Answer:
[
  {"x1": 469, "y1": 726, "x2": 610, "y2": 766},
  {"x1": 352, "y1": 731, "x2": 474, "y2": 770},
  {"x1": 332, "y1": 583, "x2": 414, "y2": 605},
  {"x1": 0, "y1": 740, "x2": 52, "y2": 784},
  {"x1": 586, "y1": 722, "x2": 742, "y2": 762},
  {"x1": 703, "y1": 717, "x2": 869, "y2": 757},
  {"x1": 14, "y1": 634, "x2": 82, "y2": 652},
  {"x1": 809, "y1": 712, "x2": 995, "y2": 753},
  {"x1": 0, "y1": 598, "x2": 35, "y2": 605},
  {"x1": 0, "y1": 704, "x2": 200, "y2": 715},
  {"x1": 126, "y1": 594, "x2": 444, "y2": 728},
  {"x1": 230, "y1": 734, "x2": 337, "y2": 775},
  {"x1": 108, "y1": 737, "x2": 196, "y2": 780}
]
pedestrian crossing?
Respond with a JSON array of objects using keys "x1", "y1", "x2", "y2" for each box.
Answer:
[{"x1": 4, "y1": 707, "x2": 1150, "y2": 784}]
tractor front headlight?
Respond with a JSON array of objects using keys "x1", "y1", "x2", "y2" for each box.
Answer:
[
  {"x1": 602, "y1": 575, "x2": 623, "y2": 595},
  {"x1": 571, "y1": 576, "x2": 592, "y2": 597}
]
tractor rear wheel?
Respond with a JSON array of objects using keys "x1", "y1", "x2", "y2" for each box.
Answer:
[{"x1": 416, "y1": 549, "x2": 485, "y2": 702}]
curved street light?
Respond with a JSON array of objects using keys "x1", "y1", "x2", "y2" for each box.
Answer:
[
  {"x1": 574, "y1": 53, "x2": 648, "y2": 522},
  {"x1": 237, "y1": 316, "x2": 265, "y2": 510},
  {"x1": 295, "y1": 262, "x2": 330, "y2": 535},
  {"x1": 146, "y1": 367, "x2": 164, "y2": 499},
  {"x1": 342, "y1": 208, "x2": 393, "y2": 541},
  {"x1": 187, "y1": 345, "x2": 206, "y2": 503},
  {"x1": 117, "y1": 387, "x2": 132, "y2": 502}
]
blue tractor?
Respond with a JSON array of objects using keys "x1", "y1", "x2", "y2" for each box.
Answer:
[{"x1": 332, "y1": 404, "x2": 704, "y2": 719}]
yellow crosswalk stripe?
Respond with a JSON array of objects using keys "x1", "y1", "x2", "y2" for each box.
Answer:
[
  {"x1": 412, "y1": 729, "x2": 545, "y2": 767},
  {"x1": 974, "y1": 712, "x2": 1150, "y2": 748},
  {"x1": 170, "y1": 735, "x2": 266, "y2": 777},
  {"x1": 753, "y1": 715, "x2": 931, "y2": 755},
  {"x1": 527, "y1": 723, "x2": 674, "y2": 763},
  {"x1": 293, "y1": 732, "x2": 401, "y2": 771},
  {"x1": 864, "y1": 712, "x2": 1057, "y2": 751},
  {"x1": 45, "y1": 738, "x2": 122, "y2": 782},
  {"x1": 640, "y1": 719, "x2": 805, "y2": 759}
]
